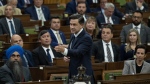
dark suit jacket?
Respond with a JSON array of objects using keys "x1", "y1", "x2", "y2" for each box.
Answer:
[
  {"x1": 94, "y1": 7, "x2": 124, "y2": 18},
  {"x1": 125, "y1": 0, "x2": 148, "y2": 14},
  {"x1": 48, "y1": 29, "x2": 67, "y2": 47},
  {"x1": 0, "y1": 0, "x2": 6, "y2": 5},
  {"x1": 3, "y1": 49, "x2": 34, "y2": 67},
  {"x1": 0, "y1": 64, "x2": 31, "y2": 83},
  {"x1": 122, "y1": 60, "x2": 150, "y2": 75},
  {"x1": 65, "y1": 0, "x2": 91, "y2": 14},
  {"x1": 25, "y1": 5, "x2": 51, "y2": 21},
  {"x1": 92, "y1": 39, "x2": 120, "y2": 62},
  {"x1": 32, "y1": 46, "x2": 63, "y2": 66},
  {"x1": 67, "y1": 29, "x2": 94, "y2": 83},
  {"x1": 96, "y1": 13, "x2": 120, "y2": 28},
  {"x1": 120, "y1": 23, "x2": 150, "y2": 44},
  {"x1": 0, "y1": 18, "x2": 25, "y2": 35},
  {"x1": 17, "y1": 0, "x2": 33, "y2": 9}
]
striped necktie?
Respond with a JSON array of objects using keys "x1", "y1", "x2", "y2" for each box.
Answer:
[{"x1": 106, "y1": 44, "x2": 112, "y2": 62}]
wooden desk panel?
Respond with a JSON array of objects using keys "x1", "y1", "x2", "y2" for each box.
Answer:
[{"x1": 16, "y1": 80, "x2": 64, "y2": 84}]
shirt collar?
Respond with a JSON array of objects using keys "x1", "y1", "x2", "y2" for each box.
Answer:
[
  {"x1": 34, "y1": 5, "x2": 42, "y2": 10},
  {"x1": 42, "y1": 46, "x2": 51, "y2": 51},
  {"x1": 74, "y1": 28, "x2": 83, "y2": 37},
  {"x1": 132, "y1": 23, "x2": 141, "y2": 29},
  {"x1": 6, "y1": 17, "x2": 13, "y2": 22},
  {"x1": 102, "y1": 40, "x2": 111, "y2": 45},
  {"x1": 51, "y1": 28, "x2": 59, "y2": 34}
]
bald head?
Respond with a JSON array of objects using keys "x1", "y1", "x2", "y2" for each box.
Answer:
[
  {"x1": 11, "y1": 34, "x2": 23, "y2": 47},
  {"x1": 7, "y1": 0, "x2": 18, "y2": 8}
]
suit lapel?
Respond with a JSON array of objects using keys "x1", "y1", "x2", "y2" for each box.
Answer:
[
  {"x1": 3, "y1": 18, "x2": 10, "y2": 34},
  {"x1": 100, "y1": 40, "x2": 105, "y2": 61},
  {"x1": 41, "y1": 6, "x2": 46, "y2": 20},
  {"x1": 13, "y1": 18, "x2": 18, "y2": 33},
  {"x1": 33, "y1": 6, "x2": 38, "y2": 20},
  {"x1": 59, "y1": 31, "x2": 65, "y2": 44},
  {"x1": 50, "y1": 29, "x2": 57, "y2": 42},
  {"x1": 140, "y1": 61, "x2": 146, "y2": 73},
  {"x1": 39, "y1": 46, "x2": 49, "y2": 63},
  {"x1": 111, "y1": 43, "x2": 116, "y2": 61},
  {"x1": 140, "y1": 25, "x2": 145, "y2": 39},
  {"x1": 132, "y1": 60, "x2": 136, "y2": 74}
]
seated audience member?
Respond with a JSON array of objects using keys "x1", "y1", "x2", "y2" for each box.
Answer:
[
  {"x1": 17, "y1": 0, "x2": 33, "y2": 9},
  {"x1": 65, "y1": 0, "x2": 91, "y2": 14},
  {"x1": 3, "y1": 34, "x2": 34, "y2": 67},
  {"x1": 122, "y1": 44, "x2": 150, "y2": 75},
  {"x1": 32, "y1": 30, "x2": 63, "y2": 66},
  {"x1": 84, "y1": 16, "x2": 99, "y2": 39},
  {"x1": 0, "y1": 5, "x2": 25, "y2": 37},
  {"x1": 0, "y1": 0, "x2": 22, "y2": 15},
  {"x1": 0, "y1": 0, "x2": 7, "y2": 6},
  {"x1": 0, "y1": 45, "x2": 32, "y2": 83},
  {"x1": 120, "y1": 10, "x2": 150, "y2": 44},
  {"x1": 125, "y1": 0, "x2": 148, "y2": 14},
  {"x1": 120, "y1": 29, "x2": 141, "y2": 61},
  {"x1": 92, "y1": 25, "x2": 120, "y2": 63},
  {"x1": 96, "y1": 2, "x2": 120, "y2": 28},
  {"x1": 48, "y1": 16, "x2": 67, "y2": 47},
  {"x1": 94, "y1": 0, "x2": 124, "y2": 18},
  {"x1": 25, "y1": 0, "x2": 51, "y2": 21}
]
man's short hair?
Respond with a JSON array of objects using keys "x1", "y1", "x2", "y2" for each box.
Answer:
[
  {"x1": 134, "y1": 44, "x2": 147, "y2": 55},
  {"x1": 76, "y1": 1, "x2": 86, "y2": 6},
  {"x1": 133, "y1": 10, "x2": 143, "y2": 16},
  {"x1": 38, "y1": 30, "x2": 50, "y2": 40},
  {"x1": 49, "y1": 16, "x2": 60, "y2": 24},
  {"x1": 101, "y1": 24, "x2": 113, "y2": 33},
  {"x1": 69, "y1": 14, "x2": 84, "y2": 24},
  {"x1": 105, "y1": 2, "x2": 115, "y2": 9}
]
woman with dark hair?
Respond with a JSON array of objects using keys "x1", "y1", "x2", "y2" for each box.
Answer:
[
  {"x1": 122, "y1": 44, "x2": 150, "y2": 75},
  {"x1": 120, "y1": 28, "x2": 141, "y2": 60}
]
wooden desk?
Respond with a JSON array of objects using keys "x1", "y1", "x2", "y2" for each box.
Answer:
[
  {"x1": 20, "y1": 34, "x2": 38, "y2": 42},
  {"x1": 16, "y1": 80, "x2": 64, "y2": 84}
]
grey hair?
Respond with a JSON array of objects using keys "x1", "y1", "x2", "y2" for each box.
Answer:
[{"x1": 105, "y1": 3, "x2": 115, "y2": 9}]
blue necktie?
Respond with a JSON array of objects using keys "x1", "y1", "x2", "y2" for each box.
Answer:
[
  {"x1": 9, "y1": 21, "x2": 15, "y2": 35},
  {"x1": 46, "y1": 49, "x2": 52, "y2": 63}
]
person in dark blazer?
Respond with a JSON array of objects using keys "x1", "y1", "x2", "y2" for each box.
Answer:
[
  {"x1": 0, "y1": 5, "x2": 25, "y2": 37},
  {"x1": 48, "y1": 16, "x2": 67, "y2": 47},
  {"x1": 32, "y1": 30, "x2": 63, "y2": 66},
  {"x1": 120, "y1": 10, "x2": 150, "y2": 44},
  {"x1": 55, "y1": 14, "x2": 95, "y2": 84},
  {"x1": 25, "y1": 0, "x2": 51, "y2": 21},
  {"x1": 122, "y1": 44, "x2": 150, "y2": 75},
  {"x1": 96, "y1": 2, "x2": 120, "y2": 28},
  {"x1": 17, "y1": 0, "x2": 33, "y2": 9},
  {"x1": 0, "y1": 0, "x2": 7, "y2": 6},
  {"x1": 65, "y1": 0, "x2": 91, "y2": 14},
  {"x1": 125, "y1": 0, "x2": 148, "y2": 14},
  {"x1": 94, "y1": 0, "x2": 124, "y2": 18},
  {"x1": 0, "y1": 45, "x2": 32, "y2": 83},
  {"x1": 3, "y1": 34, "x2": 35, "y2": 67},
  {"x1": 92, "y1": 25, "x2": 120, "y2": 63}
]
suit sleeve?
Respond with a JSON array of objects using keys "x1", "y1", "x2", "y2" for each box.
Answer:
[
  {"x1": 92, "y1": 42, "x2": 98, "y2": 58},
  {"x1": 122, "y1": 61, "x2": 130, "y2": 75},
  {"x1": 32, "y1": 50, "x2": 40, "y2": 67},
  {"x1": 19, "y1": 20, "x2": 25, "y2": 34},
  {"x1": 114, "y1": 7, "x2": 124, "y2": 18},
  {"x1": 65, "y1": 3, "x2": 73, "y2": 14},
  {"x1": 125, "y1": 3, "x2": 130, "y2": 14}
]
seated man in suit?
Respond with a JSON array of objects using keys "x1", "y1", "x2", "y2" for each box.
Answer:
[
  {"x1": 0, "y1": 5, "x2": 25, "y2": 37},
  {"x1": 120, "y1": 10, "x2": 150, "y2": 44},
  {"x1": 0, "y1": 45, "x2": 31, "y2": 83},
  {"x1": 92, "y1": 25, "x2": 120, "y2": 63},
  {"x1": 94, "y1": 0, "x2": 124, "y2": 19},
  {"x1": 122, "y1": 44, "x2": 150, "y2": 75},
  {"x1": 125, "y1": 0, "x2": 148, "y2": 14},
  {"x1": 0, "y1": 0, "x2": 7, "y2": 6},
  {"x1": 0, "y1": 0, "x2": 22, "y2": 15},
  {"x1": 25, "y1": 0, "x2": 51, "y2": 21},
  {"x1": 17, "y1": 0, "x2": 33, "y2": 9},
  {"x1": 32, "y1": 30, "x2": 63, "y2": 66},
  {"x1": 96, "y1": 2, "x2": 120, "y2": 28},
  {"x1": 65, "y1": 0, "x2": 91, "y2": 14},
  {"x1": 48, "y1": 16, "x2": 67, "y2": 47},
  {"x1": 3, "y1": 34, "x2": 35, "y2": 67}
]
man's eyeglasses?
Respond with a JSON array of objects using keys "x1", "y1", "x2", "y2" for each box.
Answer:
[{"x1": 132, "y1": 16, "x2": 142, "y2": 19}]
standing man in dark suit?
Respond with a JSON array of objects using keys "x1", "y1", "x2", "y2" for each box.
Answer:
[
  {"x1": 125, "y1": 0, "x2": 148, "y2": 14},
  {"x1": 3, "y1": 34, "x2": 35, "y2": 67},
  {"x1": 92, "y1": 25, "x2": 120, "y2": 63},
  {"x1": 120, "y1": 10, "x2": 150, "y2": 44},
  {"x1": 32, "y1": 30, "x2": 63, "y2": 66},
  {"x1": 94, "y1": 0, "x2": 124, "y2": 19},
  {"x1": 0, "y1": 45, "x2": 31, "y2": 83},
  {"x1": 48, "y1": 16, "x2": 67, "y2": 47},
  {"x1": 96, "y1": 2, "x2": 120, "y2": 28},
  {"x1": 0, "y1": 5, "x2": 25, "y2": 37},
  {"x1": 17, "y1": 0, "x2": 33, "y2": 9},
  {"x1": 65, "y1": 0, "x2": 91, "y2": 14},
  {"x1": 55, "y1": 14, "x2": 95, "y2": 84},
  {"x1": 25, "y1": 0, "x2": 51, "y2": 21}
]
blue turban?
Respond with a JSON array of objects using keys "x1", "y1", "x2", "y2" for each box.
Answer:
[{"x1": 6, "y1": 45, "x2": 24, "y2": 59}]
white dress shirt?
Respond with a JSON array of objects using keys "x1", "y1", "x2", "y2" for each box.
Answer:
[
  {"x1": 35, "y1": 6, "x2": 46, "y2": 21},
  {"x1": 6, "y1": 17, "x2": 16, "y2": 37},
  {"x1": 102, "y1": 40, "x2": 114, "y2": 62},
  {"x1": 132, "y1": 23, "x2": 141, "y2": 34},
  {"x1": 42, "y1": 46, "x2": 55, "y2": 62},
  {"x1": 103, "y1": 14, "x2": 114, "y2": 24}
]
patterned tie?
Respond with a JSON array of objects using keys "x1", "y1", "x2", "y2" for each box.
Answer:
[
  {"x1": 107, "y1": 17, "x2": 110, "y2": 23},
  {"x1": 9, "y1": 21, "x2": 15, "y2": 35},
  {"x1": 38, "y1": 9, "x2": 44, "y2": 21},
  {"x1": 46, "y1": 49, "x2": 52, "y2": 63},
  {"x1": 56, "y1": 31, "x2": 63, "y2": 44},
  {"x1": 106, "y1": 44, "x2": 112, "y2": 62},
  {"x1": 135, "y1": 26, "x2": 139, "y2": 34}
]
